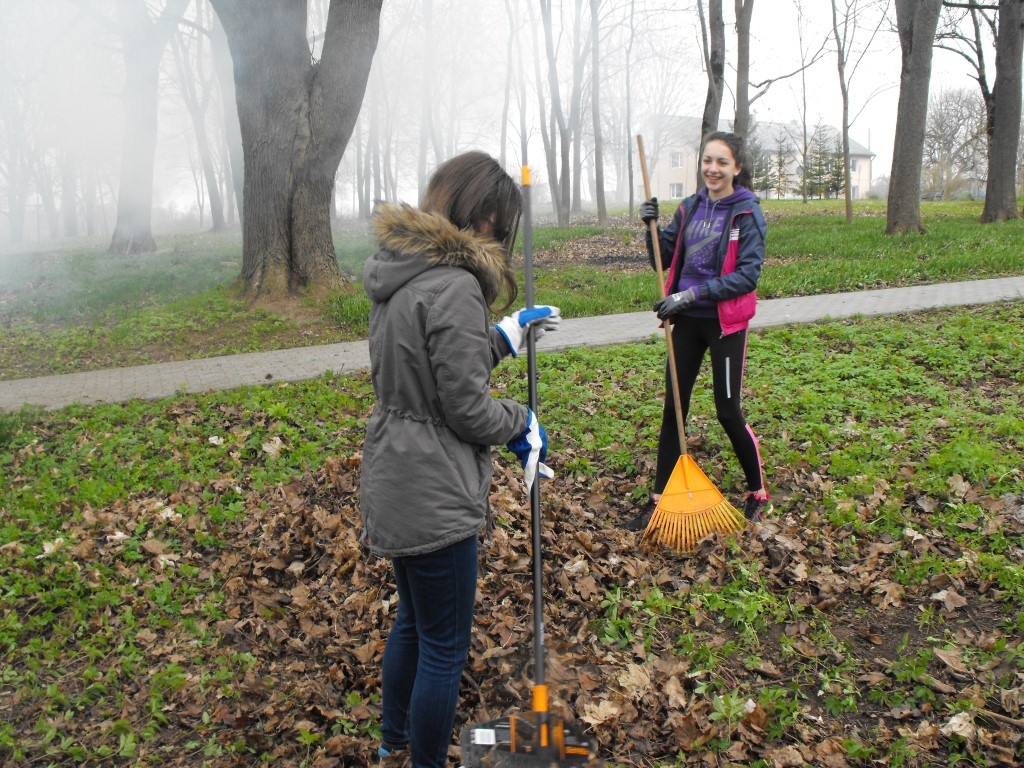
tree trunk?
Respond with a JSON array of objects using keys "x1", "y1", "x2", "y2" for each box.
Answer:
[
  {"x1": 698, "y1": 0, "x2": 726, "y2": 188},
  {"x1": 211, "y1": 0, "x2": 381, "y2": 298},
  {"x1": 171, "y1": 25, "x2": 226, "y2": 233},
  {"x1": 625, "y1": 0, "x2": 636, "y2": 218},
  {"x1": 733, "y1": 0, "x2": 754, "y2": 138},
  {"x1": 569, "y1": 0, "x2": 586, "y2": 215},
  {"x1": 887, "y1": 0, "x2": 942, "y2": 235},
  {"x1": 830, "y1": 0, "x2": 853, "y2": 223},
  {"x1": 210, "y1": 15, "x2": 244, "y2": 223},
  {"x1": 981, "y1": 0, "x2": 1023, "y2": 222},
  {"x1": 540, "y1": 0, "x2": 570, "y2": 225},
  {"x1": 590, "y1": 0, "x2": 607, "y2": 224},
  {"x1": 417, "y1": 0, "x2": 436, "y2": 201},
  {"x1": 108, "y1": 0, "x2": 188, "y2": 256},
  {"x1": 61, "y1": 153, "x2": 78, "y2": 238}
]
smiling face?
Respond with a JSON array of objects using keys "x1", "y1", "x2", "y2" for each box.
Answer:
[{"x1": 701, "y1": 139, "x2": 740, "y2": 200}]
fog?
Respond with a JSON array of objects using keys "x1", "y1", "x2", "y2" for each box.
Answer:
[{"x1": 0, "y1": 0, "x2": 980, "y2": 247}]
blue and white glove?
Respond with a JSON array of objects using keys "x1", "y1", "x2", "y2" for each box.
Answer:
[
  {"x1": 495, "y1": 305, "x2": 562, "y2": 357},
  {"x1": 506, "y1": 409, "x2": 554, "y2": 491}
]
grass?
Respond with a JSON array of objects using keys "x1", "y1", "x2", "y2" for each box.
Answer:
[
  {"x1": 3, "y1": 199, "x2": 1024, "y2": 380},
  {"x1": 1, "y1": 199, "x2": 1023, "y2": 765}
]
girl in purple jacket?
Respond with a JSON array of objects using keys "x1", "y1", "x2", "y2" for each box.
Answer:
[{"x1": 624, "y1": 131, "x2": 771, "y2": 531}]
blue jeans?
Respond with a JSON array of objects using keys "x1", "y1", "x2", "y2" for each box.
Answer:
[{"x1": 381, "y1": 535, "x2": 478, "y2": 768}]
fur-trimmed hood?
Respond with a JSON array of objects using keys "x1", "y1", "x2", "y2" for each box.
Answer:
[{"x1": 366, "y1": 203, "x2": 509, "y2": 307}]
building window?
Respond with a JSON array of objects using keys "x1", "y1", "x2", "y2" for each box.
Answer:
[
  {"x1": 851, "y1": 158, "x2": 859, "y2": 172},
  {"x1": 671, "y1": 152, "x2": 684, "y2": 168},
  {"x1": 669, "y1": 183, "x2": 684, "y2": 198}
]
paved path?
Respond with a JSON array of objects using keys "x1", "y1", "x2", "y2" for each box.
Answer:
[{"x1": 2, "y1": 276, "x2": 1022, "y2": 412}]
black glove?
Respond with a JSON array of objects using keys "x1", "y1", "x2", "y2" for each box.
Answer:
[
  {"x1": 653, "y1": 288, "x2": 698, "y2": 320},
  {"x1": 639, "y1": 197, "x2": 659, "y2": 225}
]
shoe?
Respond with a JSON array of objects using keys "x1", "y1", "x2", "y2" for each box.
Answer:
[
  {"x1": 743, "y1": 490, "x2": 772, "y2": 522},
  {"x1": 376, "y1": 745, "x2": 409, "y2": 767},
  {"x1": 621, "y1": 497, "x2": 657, "y2": 531}
]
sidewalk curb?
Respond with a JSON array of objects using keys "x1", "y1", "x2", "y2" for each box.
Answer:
[{"x1": 2, "y1": 277, "x2": 1022, "y2": 411}]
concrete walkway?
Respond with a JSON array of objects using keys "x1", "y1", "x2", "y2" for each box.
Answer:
[{"x1": 2, "y1": 276, "x2": 1022, "y2": 412}]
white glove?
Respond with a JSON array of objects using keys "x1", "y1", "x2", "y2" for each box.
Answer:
[
  {"x1": 495, "y1": 305, "x2": 562, "y2": 357},
  {"x1": 505, "y1": 409, "x2": 554, "y2": 491}
]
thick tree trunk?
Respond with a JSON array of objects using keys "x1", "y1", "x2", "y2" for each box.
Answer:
[
  {"x1": 981, "y1": 0, "x2": 1023, "y2": 223},
  {"x1": 886, "y1": 0, "x2": 942, "y2": 235},
  {"x1": 211, "y1": 0, "x2": 381, "y2": 298}
]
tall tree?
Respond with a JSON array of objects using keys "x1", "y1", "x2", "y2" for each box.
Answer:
[
  {"x1": 590, "y1": 0, "x2": 608, "y2": 223},
  {"x1": 923, "y1": 87, "x2": 987, "y2": 197},
  {"x1": 937, "y1": 1, "x2": 1022, "y2": 221},
  {"x1": 539, "y1": 0, "x2": 576, "y2": 225},
  {"x1": 210, "y1": 11, "x2": 243, "y2": 224},
  {"x1": 886, "y1": 0, "x2": 943, "y2": 234},
  {"x1": 169, "y1": 2, "x2": 225, "y2": 232},
  {"x1": 697, "y1": 0, "x2": 726, "y2": 186},
  {"x1": 733, "y1": 0, "x2": 755, "y2": 138},
  {"x1": 108, "y1": 0, "x2": 189, "y2": 255},
  {"x1": 210, "y1": 0, "x2": 381, "y2": 298},
  {"x1": 735, "y1": 0, "x2": 828, "y2": 144},
  {"x1": 830, "y1": 0, "x2": 889, "y2": 223},
  {"x1": 980, "y1": 0, "x2": 1023, "y2": 222}
]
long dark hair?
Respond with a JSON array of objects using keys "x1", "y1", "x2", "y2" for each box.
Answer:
[
  {"x1": 702, "y1": 131, "x2": 753, "y2": 191},
  {"x1": 420, "y1": 151, "x2": 521, "y2": 308}
]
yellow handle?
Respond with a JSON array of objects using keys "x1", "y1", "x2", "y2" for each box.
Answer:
[{"x1": 637, "y1": 135, "x2": 688, "y2": 456}]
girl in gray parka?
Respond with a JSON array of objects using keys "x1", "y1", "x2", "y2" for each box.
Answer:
[{"x1": 360, "y1": 152, "x2": 558, "y2": 768}]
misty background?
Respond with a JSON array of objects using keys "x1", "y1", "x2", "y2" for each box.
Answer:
[{"x1": 0, "y1": 0, "x2": 994, "y2": 248}]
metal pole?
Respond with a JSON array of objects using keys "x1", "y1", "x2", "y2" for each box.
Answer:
[{"x1": 521, "y1": 165, "x2": 546, "y2": 702}]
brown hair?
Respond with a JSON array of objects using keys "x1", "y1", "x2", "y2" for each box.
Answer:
[
  {"x1": 421, "y1": 152, "x2": 521, "y2": 308},
  {"x1": 702, "y1": 131, "x2": 753, "y2": 191}
]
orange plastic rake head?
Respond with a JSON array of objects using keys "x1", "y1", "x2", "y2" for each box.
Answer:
[{"x1": 640, "y1": 455, "x2": 746, "y2": 551}]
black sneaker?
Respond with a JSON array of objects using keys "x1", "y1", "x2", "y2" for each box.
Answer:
[
  {"x1": 621, "y1": 498, "x2": 657, "y2": 531},
  {"x1": 743, "y1": 490, "x2": 772, "y2": 522}
]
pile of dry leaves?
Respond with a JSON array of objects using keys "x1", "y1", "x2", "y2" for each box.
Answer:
[{"x1": 17, "y1": 446, "x2": 1021, "y2": 767}]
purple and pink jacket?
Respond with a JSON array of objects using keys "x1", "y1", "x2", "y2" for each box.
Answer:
[{"x1": 650, "y1": 187, "x2": 768, "y2": 336}]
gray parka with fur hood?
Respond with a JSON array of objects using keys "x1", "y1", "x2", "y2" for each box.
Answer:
[{"x1": 359, "y1": 203, "x2": 529, "y2": 557}]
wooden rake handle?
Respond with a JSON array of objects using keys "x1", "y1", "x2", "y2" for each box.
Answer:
[{"x1": 637, "y1": 135, "x2": 688, "y2": 456}]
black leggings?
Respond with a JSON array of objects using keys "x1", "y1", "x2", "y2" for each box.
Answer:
[{"x1": 654, "y1": 316, "x2": 765, "y2": 495}]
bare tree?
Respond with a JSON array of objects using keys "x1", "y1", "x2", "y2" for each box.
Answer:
[
  {"x1": 107, "y1": 0, "x2": 189, "y2": 255},
  {"x1": 416, "y1": 0, "x2": 440, "y2": 200},
  {"x1": 169, "y1": 3, "x2": 225, "y2": 232},
  {"x1": 210, "y1": 0, "x2": 381, "y2": 298},
  {"x1": 591, "y1": 0, "x2": 608, "y2": 223},
  {"x1": 209, "y1": 15, "x2": 242, "y2": 225},
  {"x1": 697, "y1": 0, "x2": 726, "y2": 184},
  {"x1": 938, "y1": 1, "x2": 1023, "y2": 221},
  {"x1": 923, "y1": 87, "x2": 987, "y2": 198},
  {"x1": 830, "y1": 0, "x2": 889, "y2": 223},
  {"x1": 886, "y1": 0, "x2": 943, "y2": 234},
  {"x1": 625, "y1": 0, "x2": 637, "y2": 217},
  {"x1": 733, "y1": 0, "x2": 755, "y2": 137},
  {"x1": 980, "y1": 0, "x2": 1022, "y2": 221},
  {"x1": 539, "y1": 0, "x2": 580, "y2": 225}
]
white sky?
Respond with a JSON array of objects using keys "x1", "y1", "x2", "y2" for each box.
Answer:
[{"x1": 739, "y1": 1, "x2": 978, "y2": 181}]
